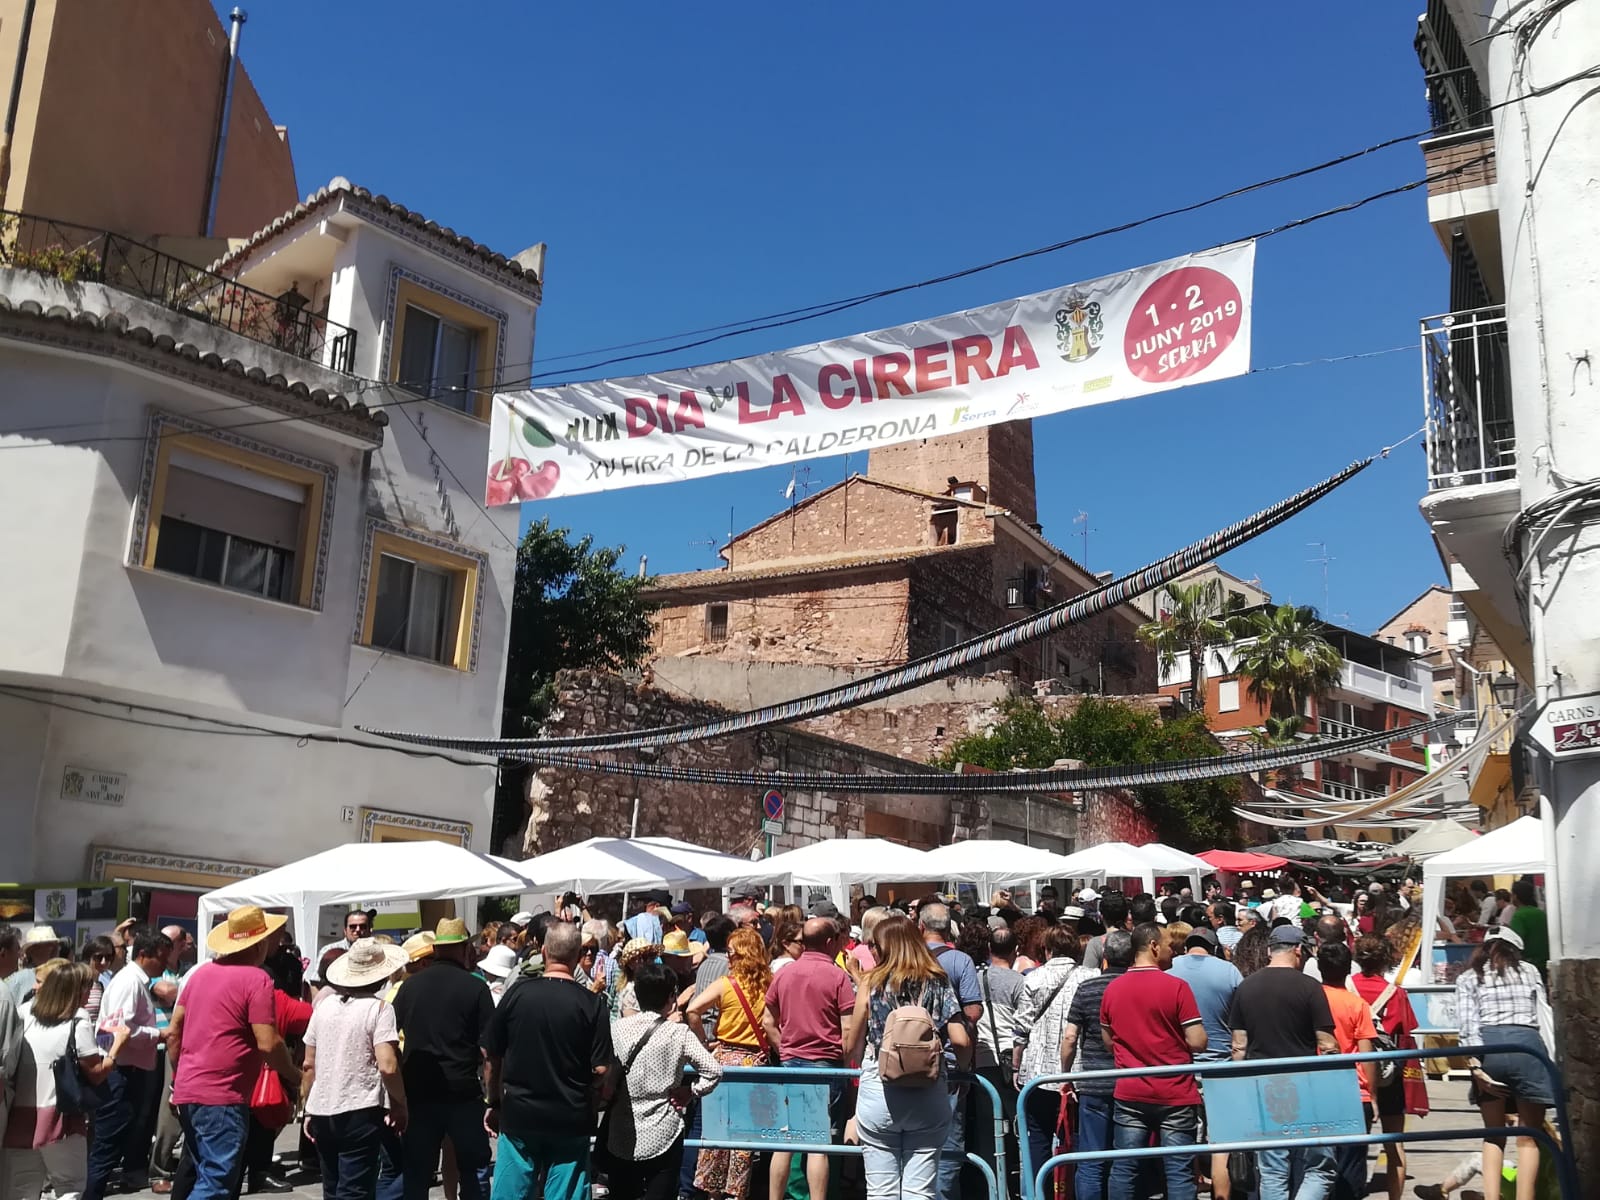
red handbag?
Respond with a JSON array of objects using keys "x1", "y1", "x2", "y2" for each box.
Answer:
[{"x1": 250, "y1": 1065, "x2": 294, "y2": 1129}]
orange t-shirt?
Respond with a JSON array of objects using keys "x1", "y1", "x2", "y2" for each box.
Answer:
[{"x1": 1323, "y1": 985, "x2": 1378, "y2": 1101}]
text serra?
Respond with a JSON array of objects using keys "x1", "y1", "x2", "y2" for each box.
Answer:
[{"x1": 621, "y1": 326, "x2": 1040, "y2": 437}]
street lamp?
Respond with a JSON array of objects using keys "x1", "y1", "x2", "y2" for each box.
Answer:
[{"x1": 1490, "y1": 671, "x2": 1519, "y2": 710}]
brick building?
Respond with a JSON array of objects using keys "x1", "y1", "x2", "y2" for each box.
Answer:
[{"x1": 644, "y1": 419, "x2": 1156, "y2": 695}]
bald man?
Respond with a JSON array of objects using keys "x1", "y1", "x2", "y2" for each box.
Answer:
[{"x1": 762, "y1": 917, "x2": 856, "y2": 1200}]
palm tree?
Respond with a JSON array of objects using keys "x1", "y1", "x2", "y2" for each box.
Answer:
[
  {"x1": 1230, "y1": 604, "x2": 1343, "y2": 720},
  {"x1": 1244, "y1": 713, "x2": 1310, "y2": 788},
  {"x1": 1137, "y1": 579, "x2": 1232, "y2": 713}
]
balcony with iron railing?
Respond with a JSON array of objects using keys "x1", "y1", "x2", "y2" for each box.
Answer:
[
  {"x1": 1422, "y1": 305, "x2": 1515, "y2": 490},
  {"x1": 0, "y1": 211, "x2": 358, "y2": 373},
  {"x1": 1416, "y1": 0, "x2": 1489, "y2": 135}
]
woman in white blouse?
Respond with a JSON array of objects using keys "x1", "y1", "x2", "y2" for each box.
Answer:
[
  {"x1": 604, "y1": 961, "x2": 722, "y2": 1200},
  {"x1": 1454, "y1": 926, "x2": 1552, "y2": 1200}
]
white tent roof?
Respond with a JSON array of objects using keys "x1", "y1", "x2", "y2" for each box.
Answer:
[
  {"x1": 1422, "y1": 815, "x2": 1545, "y2": 879},
  {"x1": 517, "y1": 836, "x2": 765, "y2": 895},
  {"x1": 753, "y1": 838, "x2": 933, "y2": 886},
  {"x1": 1136, "y1": 843, "x2": 1214, "y2": 875},
  {"x1": 920, "y1": 839, "x2": 1080, "y2": 893},
  {"x1": 1048, "y1": 841, "x2": 1207, "y2": 895},
  {"x1": 1392, "y1": 818, "x2": 1479, "y2": 860},
  {"x1": 1420, "y1": 815, "x2": 1547, "y2": 973},
  {"x1": 198, "y1": 841, "x2": 535, "y2": 952}
]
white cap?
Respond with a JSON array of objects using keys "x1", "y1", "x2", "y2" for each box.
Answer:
[
  {"x1": 508, "y1": 912, "x2": 534, "y2": 928},
  {"x1": 1077, "y1": 888, "x2": 1100, "y2": 902}
]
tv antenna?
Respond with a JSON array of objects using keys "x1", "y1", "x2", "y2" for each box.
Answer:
[
  {"x1": 1074, "y1": 511, "x2": 1097, "y2": 568},
  {"x1": 690, "y1": 507, "x2": 736, "y2": 567},
  {"x1": 1305, "y1": 542, "x2": 1348, "y2": 621}
]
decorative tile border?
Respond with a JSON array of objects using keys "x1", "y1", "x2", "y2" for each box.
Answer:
[
  {"x1": 359, "y1": 806, "x2": 472, "y2": 847},
  {"x1": 90, "y1": 844, "x2": 272, "y2": 884},
  {"x1": 128, "y1": 410, "x2": 339, "y2": 611},
  {"x1": 350, "y1": 518, "x2": 489, "y2": 672},
  {"x1": 378, "y1": 264, "x2": 508, "y2": 405}
]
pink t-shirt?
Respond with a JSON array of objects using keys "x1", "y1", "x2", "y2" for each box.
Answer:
[
  {"x1": 764, "y1": 950, "x2": 856, "y2": 1061},
  {"x1": 171, "y1": 962, "x2": 276, "y2": 1106}
]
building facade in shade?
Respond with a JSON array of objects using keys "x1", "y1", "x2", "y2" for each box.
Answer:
[
  {"x1": 0, "y1": 0, "x2": 297, "y2": 239},
  {"x1": 1155, "y1": 607, "x2": 1434, "y2": 844},
  {"x1": 643, "y1": 418, "x2": 1157, "y2": 723},
  {"x1": 0, "y1": 180, "x2": 540, "y2": 935}
]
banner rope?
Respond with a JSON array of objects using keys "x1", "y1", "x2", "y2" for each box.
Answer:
[
  {"x1": 499, "y1": 711, "x2": 1463, "y2": 795},
  {"x1": 358, "y1": 456, "x2": 1372, "y2": 753}
]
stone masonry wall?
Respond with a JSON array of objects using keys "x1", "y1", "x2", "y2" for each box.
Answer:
[
  {"x1": 523, "y1": 670, "x2": 1008, "y2": 864},
  {"x1": 1552, "y1": 960, "x2": 1600, "y2": 1181},
  {"x1": 867, "y1": 420, "x2": 1038, "y2": 526},
  {"x1": 725, "y1": 477, "x2": 992, "y2": 568}
]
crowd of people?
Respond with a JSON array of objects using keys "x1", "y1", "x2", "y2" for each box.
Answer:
[{"x1": 0, "y1": 867, "x2": 1555, "y2": 1200}]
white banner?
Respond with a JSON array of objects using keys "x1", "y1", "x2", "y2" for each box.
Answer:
[{"x1": 487, "y1": 241, "x2": 1254, "y2": 503}]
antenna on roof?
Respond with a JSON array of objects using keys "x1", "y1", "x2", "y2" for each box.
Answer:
[{"x1": 1073, "y1": 511, "x2": 1097, "y2": 568}]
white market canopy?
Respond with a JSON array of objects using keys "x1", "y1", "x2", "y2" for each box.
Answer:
[
  {"x1": 752, "y1": 837, "x2": 936, "y2": 910},
  {"x1": 1049, "y1": 841, "x2": 1206, "y2": 896},
  {"x1": 198, "y1": 841, "x2": 536, "y2": 954},
  {"x1": 920, "y1": 838, "x2": 1080, "y2": 897},
  {"x1": 517, "y1": 836, "x2": 766, "y2": 896},
  {"x1": 1420, "y1": 815, "x2": 1547, "y2": 969},
  {"x1": 1392, "y1": 818, "x2": 1479, "y2": 860}
]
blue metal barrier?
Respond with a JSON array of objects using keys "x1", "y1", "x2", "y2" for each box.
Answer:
[
  {"x1": 683, "y1": 1065, "x2": 1007, "y2": 1200},
  {"x1": 1016, "y1": 1042, "x2": 1577, "y2": 1200}
]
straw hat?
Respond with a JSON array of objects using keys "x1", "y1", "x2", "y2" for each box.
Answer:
[
  {"x1": 401, "y1": 932, "x2": 436, "y2": 962},
  {"x1": 205, "y1": 906, "x2": 287, "y2": 955},
  {"x1": 480, "y1": 945, "x2": 519, "y2": 979},
  {"x1": 433, "y1": 917, "x2": 471, "y2": 945},
  {"x1": 22, "y1": 925, "x2": 61, "y2": 948},
  {"x1": 325, "y1": 938, "x2": 409, "y2": 989},
  {"x1": 619, "y1": 937, "x2": 660, "y2": 967}
]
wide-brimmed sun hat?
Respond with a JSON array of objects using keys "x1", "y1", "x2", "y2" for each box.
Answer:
[
  {"x1": 662, "y1": 931, "x2": 696, "y2": 957},
  {"x1": 433, "y1": 918, "x2": 471, "y2": 945},
  {"x1": 619, "y1": 937, "x2": 661, "y2": 967},
  {"x1": 206, "y1": 906, "x2": 287, "y2": 956},
  {"x1": 22, "y1": 925, "x2": 61, "y2": 948},
  {"x1": 401, "y1": 932, "x2": 436, "y2": 962},
  {"x1": 326, "y1": 938, "x2": 409, "y2": 989},
  {"x1": 480, "y1": 945, "x2": 520, "y2": 979}
]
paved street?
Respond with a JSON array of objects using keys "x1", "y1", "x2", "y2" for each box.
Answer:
[{"x1": 124, "y1": 1076, "x2": 1499, "y2": 1200}]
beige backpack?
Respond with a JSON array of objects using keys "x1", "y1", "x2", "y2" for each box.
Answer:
[{"x1": 876, "y1": 984, "x2": 943, "y2": 1086}]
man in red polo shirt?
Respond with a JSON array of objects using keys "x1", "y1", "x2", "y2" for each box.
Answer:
[
  {"x1": 1099, "y1": 922, "x2": 1207, "y2": 1200},
  {"x1": 762, "y1": 917, "x2": 855, "y2": 1200}
]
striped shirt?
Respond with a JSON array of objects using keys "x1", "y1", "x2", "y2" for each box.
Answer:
[{"x1": 1454, "y1": 961, "x2": 1546, "y2": 1045}]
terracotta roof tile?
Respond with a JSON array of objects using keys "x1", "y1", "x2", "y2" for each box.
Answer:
[
  {"x1": 644, "y1": 543, "x2": 987, "y2": 592},
  {"x1": 209, "y1": 177, "x2": 541, "y2": 295}
]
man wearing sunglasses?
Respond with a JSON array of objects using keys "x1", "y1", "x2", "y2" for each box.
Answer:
[{"x1": 312, "y1": 910, "x2": 374, "y2": 980}]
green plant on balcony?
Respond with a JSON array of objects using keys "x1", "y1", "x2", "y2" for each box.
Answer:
[{"x1": 0, "y1": 217, "x2": 103, "y2": 284}]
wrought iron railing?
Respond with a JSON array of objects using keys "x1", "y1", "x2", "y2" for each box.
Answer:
[
  {"x1": 0, "y1": 210, "x2": 357, "y2": 373},
  {"x1": 1416, "y1": 0, "x2": 1490, "y2": 133},
  {"x1": 1319, "y1": 777, "x2": 1385, "y2": 804},
  {"x1": 1421, "y1": 305, "x2": 1515, "y2": 489}
]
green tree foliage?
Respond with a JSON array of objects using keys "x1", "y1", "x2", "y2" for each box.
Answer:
[
  {"x1": 1137, "y1": 580, "x2": 1232, "y2": 713},
  {"x1": 1230, "y1": 604, "x2": 1343, "y2": 719},
  {"x1": 933, "y1": 696, "x2": 1241, "y2": 849},
  {"x1": 493, "y1": 519, "x2": 659, "y2": 850}
]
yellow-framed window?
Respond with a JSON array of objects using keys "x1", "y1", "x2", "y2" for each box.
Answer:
[
  {"x1": 388, "y1": 279, "x2": 499, "y2": 420},
  {"x1": 359, "y1": 529, "x2": 480, "y2": 670},
  {"x1": 142, "y1": 432, "x2": 328, "y2": 609}
]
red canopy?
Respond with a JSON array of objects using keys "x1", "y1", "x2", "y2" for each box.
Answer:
[{"x1": 1198, "y1": 849, "x2": 1288, "y2": 872}]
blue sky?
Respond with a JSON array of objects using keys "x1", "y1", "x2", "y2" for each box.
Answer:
[{"x1": 233, "y1": 4, "x2": 1447, "y2": 631}]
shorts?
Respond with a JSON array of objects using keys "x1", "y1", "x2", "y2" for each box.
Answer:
[
  {"x1": 1370, "y1": 1075, "x2": 1406, "y2": 1119},
  {"x1": 1470, "y1": 1025, "x2": 1555, "y2": 1107}
]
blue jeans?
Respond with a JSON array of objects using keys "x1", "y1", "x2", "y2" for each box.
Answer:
[
  {"x1": 85, "y1": 1065, "x2": 153, "y2": 1200},
  {"x1": 679, "y1": 1097, "x2": 702, "y2": 1196},
  {"x1": 1108, "y1": 1101, "x2": 1197, "y2": 1200},
  {"x1": 1257, "y1": 1145, "x2": 1337, "y2": 1200},
  {"x1": 177, "y1": 1104, "x2": 249, "y2": 1200},
  {"x1": 404, "y1": 1102, "x2": 490, "y2": 1200},
  {"x1": 494, "y1": 1130, "x2": 590, "y2": 1200},
  {"x1": 1073, "y1": 1093, "x2": 1114, "y2": 1200},
  {"x1": 310, "y1": 1107, "x2": 385, "y2": 1200},
  {"x1": 938, "y1": 1084, "x2": 968, "y2": 1200},
  {"x1": 856, "y1": 1062, "x2": 952, "y2": 1200},
  {"x1": 1021, "y1": 1085, "x2": 1061, "y2": 1191},
  {"x1": 376, "y1": 1124, "x2": 403, "y2": 1200}
]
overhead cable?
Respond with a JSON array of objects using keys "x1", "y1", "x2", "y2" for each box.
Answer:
[{"x1": 358, "y1": 455, "x2": 1373, "y2": 753}]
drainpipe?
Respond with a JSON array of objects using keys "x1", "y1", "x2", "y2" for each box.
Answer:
[
  {"x1": 203, "y1": 7, "x2": 246, "y2": 236},
  {"x1": 0, "y1": 0, "x2": 39, "y2": 210}
]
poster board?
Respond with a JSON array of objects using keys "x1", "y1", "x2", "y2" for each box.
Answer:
[{"x1": 0, "y1": 881, "x2": 130, "y2": 950}]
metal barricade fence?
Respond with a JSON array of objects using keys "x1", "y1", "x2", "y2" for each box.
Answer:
[
  {"x1": 1016, "y1": 1042, "x2": 1577, "y2": 1200},
  {"x1": 682, "y1": 1066, "x2": 1007, "y2": 1200}
]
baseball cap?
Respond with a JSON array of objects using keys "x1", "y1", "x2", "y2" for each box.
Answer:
[
  {"x1": 1077, "y1": 888, "x2": 1100, "y2": 903},
  {"x1": 1485, "y1": 925, "x2": 1525, "y2": 951},
  {"x1": 508, "y1": 912, "x2": 534, "y2": 928},
  {"x1": 669, "y1": 901, "x2": 695, "y2": 917},
  {"x1": 1268, "y1": 925, "x2": 1306, "y2": 948},
  {"x1": 1184, "y1": 927, "x2": 1219, "y2": 951}
]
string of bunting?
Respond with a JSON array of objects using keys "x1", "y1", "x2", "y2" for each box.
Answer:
[
  {"x1": 505, "y1": 711, "x2": 1464, "y2": 795},
  {"x1": 361, "y1": 456, "x2": 1373, "y2": 753}
]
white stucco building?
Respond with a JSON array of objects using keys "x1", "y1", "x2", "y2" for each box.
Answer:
[{"x1": 0, "y1": 182, "x2": 541, "y2": 936}]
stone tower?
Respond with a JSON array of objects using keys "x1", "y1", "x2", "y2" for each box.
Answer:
[{"x1": 867, "y1": 419, "x2": 1038, "y2": 526}]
